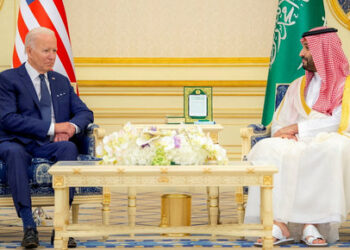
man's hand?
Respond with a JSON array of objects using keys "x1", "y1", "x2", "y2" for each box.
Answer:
[
  {"x1": 53, "y1": 132, "x2": 70, "y2": 142},
  {"x1": 273, "y1": 124, "x2": 298, "y2": 141},
  {"x1": 55, "y1": 122, "x2": 76, "y2": 138},
  {"x1": 275, "y1": 133, "x2": 298, "y2": 140}
]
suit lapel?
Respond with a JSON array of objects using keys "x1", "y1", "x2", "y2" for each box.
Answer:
[
  {"x1": 48, "y1": 71, "x2": 58, "y2": 117},
  {"x1": 18, "y1": 64, "x2": 41, "y2": 109}
]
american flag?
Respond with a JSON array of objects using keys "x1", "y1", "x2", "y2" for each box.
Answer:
[{"x1": 13, "y1": 0, "x2": 76, "y2": 84}]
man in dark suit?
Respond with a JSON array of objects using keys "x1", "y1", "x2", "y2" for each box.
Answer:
[{"x1": 0, "y1": 27, "x2": 93, "y2": 248}]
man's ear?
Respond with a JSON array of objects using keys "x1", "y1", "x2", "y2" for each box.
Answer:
[{"x1": 25, "y1": 46, "x2": 31, "y2": 56}]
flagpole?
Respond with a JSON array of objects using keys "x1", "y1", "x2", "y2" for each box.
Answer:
[{"x1": 261, "y1": 0, "x2": 326, "y2": 126}]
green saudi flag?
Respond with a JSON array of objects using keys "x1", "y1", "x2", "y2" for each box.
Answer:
[{"x1": 261, "y1": 0, "x2": 325, "y2": 126}]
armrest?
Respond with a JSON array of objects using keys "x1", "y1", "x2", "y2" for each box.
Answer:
[
  {"x1": 240, "y1": 124, "x2": 271, "y2": 160},
  {"x1": 91, "y1": 125, "x2": 105, "y2": 150},
  {"x1": 76, "y1": 123, "x2": 106, "y2": 156}
]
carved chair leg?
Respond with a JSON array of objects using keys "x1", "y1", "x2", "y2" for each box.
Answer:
[
  {"x1": 71, "y1": 204, "x2": 79, "y2": 224},
  {"x1": 102, "y1": 187, "x2": 111, "y2": 240},
  {"x1": 128, "y1": 187, "x2": 137, "y2": 237},
  {"x1": 207, "y1": 186, "x2": 220, "y2": 225},
  {"x1": 32, "y1": 206, "x2": 44, "y2": 226},
  {"x1": 33, "y1": 206, "x2": 53, "y2": 226}
]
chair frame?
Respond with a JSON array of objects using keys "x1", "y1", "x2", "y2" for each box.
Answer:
[{"x1": 0, "y1": 126, "x2": 111, "y2": 226}]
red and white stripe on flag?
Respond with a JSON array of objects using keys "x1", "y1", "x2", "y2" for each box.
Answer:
[{"x1": 13, "y1": 0, "x2": 77, "y2": 91}]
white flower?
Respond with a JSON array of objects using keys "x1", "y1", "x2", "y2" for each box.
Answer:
[{"x1": 97, "y1": 123, "x2": 228, "y2": 166}]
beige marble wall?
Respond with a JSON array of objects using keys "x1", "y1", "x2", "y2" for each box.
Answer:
[
  {"x1": 0, "y1": 0, "x2": 17, "y2": 71},
  {"x1": 1, "y1": 0, "x2": 349, "y2": 65},
  {"x1": 78, "y1": 84, "x2": 265, "y2": 160},
  {"x1": 64, "y1": 0, "x2": 276, "y2": 57}
]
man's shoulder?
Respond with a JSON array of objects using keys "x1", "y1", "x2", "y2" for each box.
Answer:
[
  {"x1": 0, "y1": 66, "x2": 23, "y2": 81},
  {"x1": 288, "y1": 76, "x2": 304, "y2": 88},
  {"x1": 0, "y1": 65, "x2": 22, "y2": 75},
  {"x1": 291, "y1": 76, "x2": 304, "y2": 83}
]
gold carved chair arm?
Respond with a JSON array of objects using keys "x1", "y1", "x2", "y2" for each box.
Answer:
[{"x1": 240, "y1": 124, "x2": 271, "y2": 161}]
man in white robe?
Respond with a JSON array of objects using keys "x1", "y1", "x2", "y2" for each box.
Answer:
[{"x1": 245, "y1": 27, "x2": 350, "y2": 247}]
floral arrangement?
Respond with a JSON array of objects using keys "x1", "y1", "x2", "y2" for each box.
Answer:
[{"x1": 96, "y1": 123, "x2": 228, "y2": 166}]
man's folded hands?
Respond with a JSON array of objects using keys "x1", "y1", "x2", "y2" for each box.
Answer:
[
  {"x1": 273, "y1": 124, "x2": 298, "y2": 141},
  {"x1": 54, "y1": 122, "x2": 75, "y2": 142}
]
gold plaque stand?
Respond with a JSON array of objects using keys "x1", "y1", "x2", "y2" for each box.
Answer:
[{"x1": 160, "y1": 194, "x2": 191, "y2": 236}]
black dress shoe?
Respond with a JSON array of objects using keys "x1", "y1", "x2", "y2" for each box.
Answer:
[
  {"x1": 51, "y1": 229, "x2": 77, "y2": 248},
  {"x1": 68, "y1": 237, "x2": 77, "y2": 248},
  {"x1": 21, "y1": 228, "x2": 39, "y2": 249}
]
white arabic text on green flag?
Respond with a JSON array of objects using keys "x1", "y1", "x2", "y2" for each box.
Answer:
[{"x1": 262, "y1": 0, "x2": 325, "y2": 126}]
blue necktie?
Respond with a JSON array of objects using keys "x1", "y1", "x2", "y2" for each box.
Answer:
[{"x1": 39, "y1": 74, "x2": 52, "y2": 123}]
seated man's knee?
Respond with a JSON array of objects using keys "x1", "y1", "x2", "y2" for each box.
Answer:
[
  {"x1": 56, "y1": 141, "x2": 79, "y2": 160},
  {"x1": 1, "y1": 143, "x2": 30, "y2": 162}
]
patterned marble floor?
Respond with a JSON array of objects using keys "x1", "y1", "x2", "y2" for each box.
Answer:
[{"x1": 1, "y1": 188, "x2": 350, "y2": 249}]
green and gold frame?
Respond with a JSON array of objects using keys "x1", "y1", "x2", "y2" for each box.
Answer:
[
  {"x1": 184, "y1": 86, "x2": 213, "y2": 123},
  {"x1": 327, "y1": 0, "x2": 350, "y2": 30}
]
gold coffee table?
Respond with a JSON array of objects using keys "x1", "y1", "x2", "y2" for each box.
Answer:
[{"x1": 49, "y1": 161, "x2": 277, "y2": 250}]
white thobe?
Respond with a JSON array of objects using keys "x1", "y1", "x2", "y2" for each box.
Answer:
[
  {"x1": 244, "y1": 74, "x2": 350, "y2": 243},
  {"x1": 272, "y1": 73, "x2": 342, "y2": 137}
]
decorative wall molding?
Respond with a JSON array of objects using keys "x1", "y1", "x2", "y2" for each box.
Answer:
[
  {"x1": 80, "y1": 91, "x2": 264, "y2": 97},
  {"x1": 74, "y1": 57, "x2": 270, "y2": 67},
  {"x1": 91, "y1": 107, "x2": 262, "y2": 119},
  {"x1": 0, "y1": 0, "x2": 4, "y2": 11},
  {"x1": 78, "y1": 80, "x2": 267, "y2": 88}
]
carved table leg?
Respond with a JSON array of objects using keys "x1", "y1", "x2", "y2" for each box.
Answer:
[
  {"x1": 207, "y1": 186, "x2": 219, "y2": 226},
  {"x1": 54, "y1": 187, "x2": 69, "y2": 250},
  {"x1": 102, "y1": 187, "x2": 111, "y2": 240},
  {"x1": 261, "y1": 180, "x2": 273, "y2": 250},
  {"x1": 128, "y1": 187, "x2": 137, "y2": 237},
  {"x1": 235, "y1": 187, "x2": 245, "y2": 224}
]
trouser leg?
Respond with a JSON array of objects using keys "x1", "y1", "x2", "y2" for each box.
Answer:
[
  {"x1": 28, "y1": 141, "x2": 79, "y2": 204},
  {"x1": 0, "y1": 141, "x2": 35, "y2": 228}
]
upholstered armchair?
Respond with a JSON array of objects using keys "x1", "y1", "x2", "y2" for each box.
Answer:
[
  {"x1": 0, "y1": 124, "x2": 110, "y2": 226},
  {"x1": 238, "y1": 84, "x2": 289, "y2": 223}
]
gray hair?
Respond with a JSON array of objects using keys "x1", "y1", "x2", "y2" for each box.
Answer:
[{"x1": 25, "y1": 27, "x2": 55, "y2": 49}]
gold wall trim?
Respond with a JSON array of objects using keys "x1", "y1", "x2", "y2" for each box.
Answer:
[
  {"x1": 91, "y1": 107, "x2": 262, "y2": 119},
  {"x1": 0, "y1": 0, "x2": 4, "y2": 10},
  {"x1": 78, "y1": 80, "x2": 267, "y2": 88},
  {"x1": 80, "y1": 92, "x2": 264, "y2": 97},
  {"x1": 327, "y1": 0, "x2": 350, "y2": 30},
  {"x1": 95, "y1": 114, "x2": 261, "y2": 119},
  {"x1": 74, "y1": 57, "x2": 270, "y2": 67}
]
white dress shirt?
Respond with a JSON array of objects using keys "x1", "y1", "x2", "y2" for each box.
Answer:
[
  {"x1": 25, "y1": 62, "x2": 56, "y2": 136},
  {"x1": 25, "y1": 62, "x2": 79, "y2": 137}
]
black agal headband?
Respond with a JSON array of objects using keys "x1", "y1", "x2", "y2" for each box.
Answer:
[{"x1": 302, "y1": 28, "x2": 338, "y2": 38}]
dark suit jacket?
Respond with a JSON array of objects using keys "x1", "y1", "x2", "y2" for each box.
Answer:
[{"x1": 0, "y1": 63, "x2": 93, "y2": 145}]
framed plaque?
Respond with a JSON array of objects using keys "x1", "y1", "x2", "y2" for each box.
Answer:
[{"x1": 184, "y1": 86, "x2": 213, "y2": 123}]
